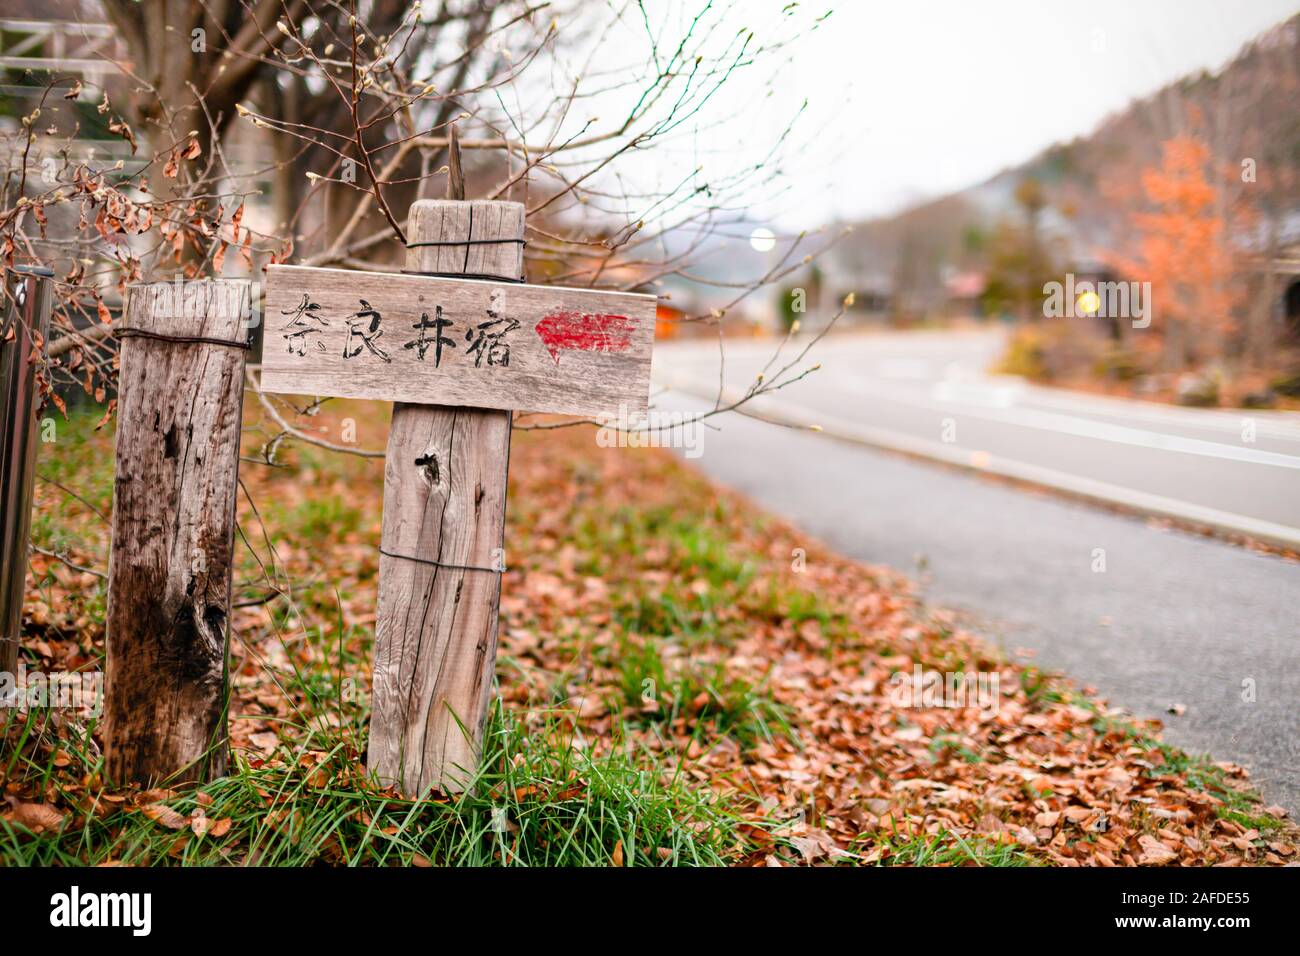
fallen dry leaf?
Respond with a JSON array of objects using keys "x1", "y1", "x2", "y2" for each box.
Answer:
[
  {"x1": 141, "y1": 803, "x2": 188, "y2": 830},
  {"x1": 1138, "y1": 834, "x2": 1179, "y2": 866},
  {"x1": 9, "y1": 803, "x2": 65, "y2": 833}
]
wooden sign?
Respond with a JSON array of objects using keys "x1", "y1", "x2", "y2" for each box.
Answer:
[
  {"x1": 261, "y1": 265, "x2": 656, "y2": 418},
  {"x1": 254, "y1": 197, "x2": 663, "y2": 797}
]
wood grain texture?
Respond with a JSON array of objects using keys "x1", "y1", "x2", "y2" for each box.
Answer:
[
  {"x1": 259, "y1": 258, "x2": 656, "y2": 419},
  {"x1": 366, "y1": 200, "x2": 519, "y2": 795},
  {"x1": 104, "y1": 279, "x2": 250, "y2": 785}
]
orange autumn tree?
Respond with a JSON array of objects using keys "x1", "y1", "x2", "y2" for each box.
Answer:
[{"x1": 1115, "y1": 136, "x2": 1241, "y2": 371}]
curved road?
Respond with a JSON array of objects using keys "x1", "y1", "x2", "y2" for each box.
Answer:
[{"x1": 653, "y1": 329, "x2": 1300, "y2": 812}]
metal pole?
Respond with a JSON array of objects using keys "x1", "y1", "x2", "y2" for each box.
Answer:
[{"x1": 0, "y1": 265, "x2": 53, "y2": 693}]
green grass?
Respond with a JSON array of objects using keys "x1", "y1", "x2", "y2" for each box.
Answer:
[
  {"x1": 572, "y1": 504, "x2": 755, "y2": 587},
  {"x1": 1019, "y1": 666, "x2": 1067, "y2": 710},
  {"x1": 33, "y1": 407, "x2": 115, "y2": 515},
  {"x1": 559, "y1": 497, "x2": 796, "y2": 751},
  {"x1": 611, "y1": 635, "x2": 791, "y2": 749},
  {"x1": 576, "y1": 502, "x2": 855, "y2": 661},
  {"x1": 269, "y1": 495, "x2": 365, "y2": 543},
  {"x1": 743, "y1": 579, "x2": 846, "y2": 630},
  {"x1": 1215, "y1": 807, "x2": 1288, "y2": 833},
  {"x1": 0, "y1": 702, "x2": 742, "y2": 867},
  {"x1": 928, "y1": 732, "x2": 984, "y2": 764},
  {"x1": 27, "y1": 407, "x2": 114, "y2": 570},
  {"x1": 855, "y1": 828, "x2": 1040, "y2": 867}
]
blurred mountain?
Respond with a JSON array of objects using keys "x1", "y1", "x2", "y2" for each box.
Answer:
[{"x1": 806, "y1": 13, "x2": 1300, "y2": 324}]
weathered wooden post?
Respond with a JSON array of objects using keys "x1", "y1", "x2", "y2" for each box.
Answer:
[
  {"x1": 0, "y1": 266, "x2": 52, "y2": 690},
  {"x1": 103, "y1": 279, "x2": 251, "y2": 785},
  {"x1": 261, "y1": 201, "x2": 655, "y2": 795},
  {"x1": 368, "y1": 199, "x2": 522, "y2": 795}
]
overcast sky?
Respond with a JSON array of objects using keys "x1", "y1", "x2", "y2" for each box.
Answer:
[{"x1": 626, "y1": 0, "x2": 1300, "y2": 230}]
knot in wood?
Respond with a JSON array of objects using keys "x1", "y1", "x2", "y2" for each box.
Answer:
[{"x1": 414, "y1": 452, "x2": 440, "y2": 486}]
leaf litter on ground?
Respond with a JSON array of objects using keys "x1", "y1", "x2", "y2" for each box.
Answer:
[{"x1": 2, "y1": 403, "x2": 1295, "y2": 866}]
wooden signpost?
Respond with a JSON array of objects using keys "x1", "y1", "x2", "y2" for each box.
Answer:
[{"x1": 262, "y1": 198, "x2": 656, "y2": 794}]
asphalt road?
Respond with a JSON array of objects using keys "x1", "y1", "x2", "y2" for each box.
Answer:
[{"x1": 651, "y1": 329, "x2": 1300, "y2": 813}]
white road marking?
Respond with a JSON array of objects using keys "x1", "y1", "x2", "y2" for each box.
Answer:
[
  {"x1": 834, "y1": 377, "x2": 1300, "y2": 470},
  {"x1": 655, "y1": 373, "x2": 1300, "y2": 549}
]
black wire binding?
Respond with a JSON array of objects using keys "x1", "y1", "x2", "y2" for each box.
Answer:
[
  {"x1": 403, "y1": 237, "x2": 527, "y2": 282},
  {"x1": 379, "y1": 546, "x2": 506, "y2": 574},
  {"x1": 405, "y1": 238, "x2": 527, "y2": 249},
  {"x1": 399, "y1": 270, "x2": 525, "y2": 283},
  {"x1": 114, "y1": 327, "x2": 253, "y2": 349}
]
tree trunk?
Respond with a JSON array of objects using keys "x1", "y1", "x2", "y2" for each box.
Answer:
[
  {"x1": 366, "y1": 199, "x2": 523, "y2": 795},
  {"x1": 104, "y1": 279, "x2": 249, "y2": 785},
  {"x1": 1245, "y1": 223, "x2": 1280, "y2": 369}
]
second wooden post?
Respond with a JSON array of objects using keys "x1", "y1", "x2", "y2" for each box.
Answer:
[
  {"x1": 366, "y1": 199, "x2": 523, "y2": 795},
  {"x1": 104, "y1": 279, "x2": 250, "y2": 785}
]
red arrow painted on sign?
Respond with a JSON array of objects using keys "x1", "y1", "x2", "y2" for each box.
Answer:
[{"x1": 535, "y1": 310, "x2": 638, "y2": 364}]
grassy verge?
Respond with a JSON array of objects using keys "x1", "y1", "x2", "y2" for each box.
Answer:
[
  {"x1": 2, "y1": 399, "x2": 1295, "y2": 866},
  {"x1": 2, "y1": 702, "x2": 737, "y2": 866}
]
